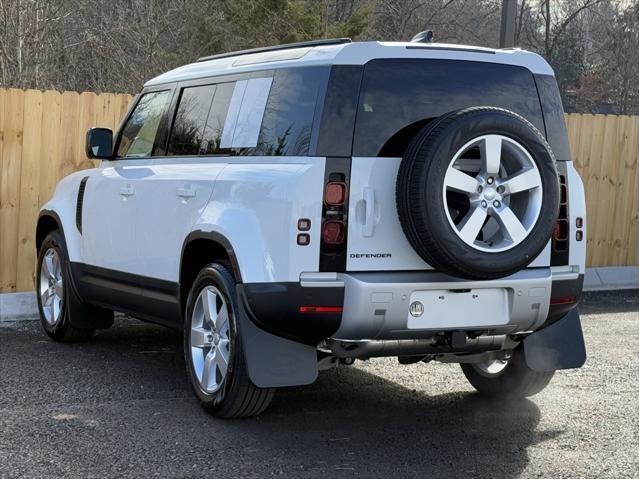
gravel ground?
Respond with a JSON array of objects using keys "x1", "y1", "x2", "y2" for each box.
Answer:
[{"x1": 0, "y1": 290, "x2": 637, "y2": 478}]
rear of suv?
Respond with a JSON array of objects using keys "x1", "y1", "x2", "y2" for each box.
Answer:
[{"x1": 36, "y1": 38, "x2": 587, "y2": 417}]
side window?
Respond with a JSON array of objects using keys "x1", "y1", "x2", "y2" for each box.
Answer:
[
  {"x1": 253, "y1": 68, "x2": 322, "y2": 156},
  {"x1": 201, "y1": 82, "x2": 235, "y2": 155},
  {"x1": 353, "y1": 59, "x2": 545, "y2": 157},
  {"x1": 117, "y1": 91, "x2": 171, "y2": 158},
  {"x1": 163, "y1": 66, "x2": 324, "y2": 158},
  {"x1": 167, "y1": 85, "x2": 216, "y2": 156}
]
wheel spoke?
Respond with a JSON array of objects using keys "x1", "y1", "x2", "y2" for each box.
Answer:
[
  {"x1": 215, "y1": 304, "x2": 229, "y2": 335},
  {"x1": 190, "y1": 327, "x2": 210, "y2": 349},
  {"x1": 51, "y1": 252, "x2": 61, "y2": 279},
  {"x1": 494, "y1": 206, "x2": 528, "y2": 244},
  {"x1": 43, "y1": 254, "x2": 54, "y2": 279},
  {"x1": 55, "y1": 279, "x2": 64, "y2": 298},
  {"x1": 501, "y1": 168, "x2": 541, "y2": 195},
  {"x1": 202, "y1": 288, "x2": 217, "y2": 328},
  {"x1": 201, "y1": 352, "x2": 215, "y2": 391},
  {"x1": 457, "y1": 206, "x2": 488, "y2": 244},
  {"x1": 482, "y1": 135, "x2": 502, "y2": 175},
  {"x1": 445, "y1": 168, "x2": 480, "y2": 194},
  {"x1": 46, "y1": 303, "x2": 55, "y2": 322},
  {"x1": 52, "y1": 297, "x2": 61, "y2": 321},
  {"x1": 40, "y1": 288, "x2": 51, "y2": 306},
  {"x1": 214, "y1": 345, "x2": 229, "y2": 378}
]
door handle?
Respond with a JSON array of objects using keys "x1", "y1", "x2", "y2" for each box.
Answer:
[
  {"x1": 119, "y1": 184, "x2": 135, "y2": 197},
  {"x1": 176, "y1": 186, "x2": 196, "y2": 199},
  {"x1": 362, "y1": 187, "x2": 375, "y2": 237}
]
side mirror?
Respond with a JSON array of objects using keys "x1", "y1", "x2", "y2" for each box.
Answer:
[{"x1": 86, "y1": 128, "x2": 113, "y2": 159}]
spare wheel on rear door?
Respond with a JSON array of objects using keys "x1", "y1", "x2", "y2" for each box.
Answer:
[{"x1": 396, "y1": 107, "x2": 560, "y2": 280}]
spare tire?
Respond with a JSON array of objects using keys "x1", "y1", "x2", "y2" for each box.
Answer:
[{"x1": 396, "y1": 107, "x2": 559, "y2": 280}]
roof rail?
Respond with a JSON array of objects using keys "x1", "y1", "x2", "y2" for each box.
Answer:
[{"x1": 196, "y1": 38, "x2": 352, "y2": 63}]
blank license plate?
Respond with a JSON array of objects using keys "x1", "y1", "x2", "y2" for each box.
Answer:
[{"x1": 406, "y1": 288, "x2": 509, "y2": 329}]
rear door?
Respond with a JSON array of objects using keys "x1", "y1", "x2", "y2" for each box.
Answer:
[
  {"x1": 346, "y1": 58, "x2": 551, "y2": 272},
  {"x1": 132, "y1": 74, "x2": 276, "y2": 283}
]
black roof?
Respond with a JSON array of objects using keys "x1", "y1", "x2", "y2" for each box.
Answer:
[{"x1": 196, "y1": 38, "x2": 352, "y2": 63}]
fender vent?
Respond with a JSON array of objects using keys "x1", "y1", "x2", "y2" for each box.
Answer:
[{"x1": 76, "y1": 176, "x2": 89, "y2": 234}]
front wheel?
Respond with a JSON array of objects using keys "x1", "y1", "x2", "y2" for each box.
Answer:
[
  {"x1": 184, "y1": 263, "x2": 275, "y2": 418},
  {"x1": 37, "y1": 230, "x2": 97, "y2": 342},
  {"x1": 460, "y1": 345, "x2": 555, "y2": 398}
]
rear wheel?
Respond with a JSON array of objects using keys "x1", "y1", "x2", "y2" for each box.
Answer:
[
  {"x1": 184, "y1": 263, "x2": 275, "y2": 418},
  {"x1": 460, "y1": 346, "x2": 555, "y2": 398}
]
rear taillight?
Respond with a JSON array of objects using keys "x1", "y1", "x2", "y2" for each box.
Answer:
[
  {"x1": 551, "y1": 173, "x2": 570, "y2": 265},
  {"x1": 553, "y1": 219, "x2": 568, "y2": 242},
  {"x1": 322, "y1": 220, "x2": 345, "y2": 245},
  {"x1": 325, "y1": 182, "x2": 346, "y2": 205},
  {"x1": 320, "y1": 159, "x2": 351, "y2": 271}
]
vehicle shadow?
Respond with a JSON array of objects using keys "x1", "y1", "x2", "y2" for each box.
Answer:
[
  {"x1": 5, "y1": 320, "x2": 561, "y2": 478},
  {"x1": 226, "y1": 365, "x2": 560, "y2": 478}
]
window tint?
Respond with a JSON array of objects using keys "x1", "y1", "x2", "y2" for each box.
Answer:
[
  {"x1": 253, "y1": 67, "x2": 322, "y2": 156},
  {"x1": 117, "y1": 91, "x2": 171, "y2": 158},
  {"x1": 163, "y1": 66, "x2": 323, "y2": 158},
  {"x1": 201, "y1": 82, "x2": 235, "y2": 155},
  {"x1": 353, "y1": 59, "x2": 545, "y2": 157},
  {"x1": 167, "y1": 85, "x2": 216, "y2": 156}
]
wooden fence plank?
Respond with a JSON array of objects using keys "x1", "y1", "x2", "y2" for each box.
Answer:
[
  {"x1": 39, "y1": 90, "x2": 63, "y2": 207},
  {"x1": 0, "y1": 88, "x2": 5, "y2": 282},
  {"x1": 0, "y1": 89, "x2": 25, "y2": 292},
  {"x1": 77, "y1": 92, "x2": 97, "y2": 170},
  {"x1": 625, "y1": 116, "x2": 639, "y2": 265},
  {"x1": 60, "y1": 91, "x2": 81, "y2": 180},
  {"x1": 16, "y1": 90, "x2": 44, "y2": 291},
  {"x1": 593, "y1": 115, "x2": 619, "y2": 266}
]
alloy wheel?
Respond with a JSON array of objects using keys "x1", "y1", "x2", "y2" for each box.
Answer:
[
  {"x1": 39, "y1": 248, "x2": 64, "y2": 325},
  {"x1": 189, "y1": 286, "x2": 232, "y2": 394},
  {"x1": 443, "y1": 134, "x2": 543, "y2": 253}
]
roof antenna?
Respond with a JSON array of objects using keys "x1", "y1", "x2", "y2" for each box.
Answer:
[{"x1": 411, "y1": 30, "x2": 434, "y2": 43}]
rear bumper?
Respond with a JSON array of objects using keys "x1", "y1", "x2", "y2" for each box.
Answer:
[
  {"x1": 332, "y1": 267, "x2": 582, "y2": 341},
  {"x1": 242, "y1": 268, "x2": 583, "y2": 347}
]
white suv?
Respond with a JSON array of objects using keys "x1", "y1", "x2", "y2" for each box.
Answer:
[{"x1": 36, "y1": 38, "x2": 587, "y2": 417}]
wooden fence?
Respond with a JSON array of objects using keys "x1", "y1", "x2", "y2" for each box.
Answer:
[
  {"x1": 0, "y1": 88, "x2": 133, "y2": 292},
  {"x1": 0, "y1": 87, "x2": 637, "y2": 292}
]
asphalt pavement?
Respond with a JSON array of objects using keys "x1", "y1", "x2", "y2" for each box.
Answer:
[{"x1": 0, "y1": 290, "x2": 637, "y2": 478}]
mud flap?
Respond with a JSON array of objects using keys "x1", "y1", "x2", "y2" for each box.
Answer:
[
  {"x1": 523, "y1": 308, "x2": 586, "y2": 371},
  {"x1": 63, "y1": 252, "x2": 113, "y2": 330},
  {"x1": 237, "y1": 288, "x2": 318, "y2": 388}
]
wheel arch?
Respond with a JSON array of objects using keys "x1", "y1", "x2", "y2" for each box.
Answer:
[
  {"x1": 179, "y1": 231, "x2": 242, "y2": 314},
  {"x1": 36, "y1": 210, "x2": 64, "y2": 252}
]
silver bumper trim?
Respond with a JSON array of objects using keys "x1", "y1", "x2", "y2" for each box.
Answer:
[{"x1": 333, "y1": 268, "x2": 553, "y2": 340}]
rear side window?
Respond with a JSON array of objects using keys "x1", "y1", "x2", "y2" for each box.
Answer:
[
  {"x1": 167, "y1": 82, "x2": 236, "y2": 156},
  {"x1": 117, "y1": 91, "x2": 171, "y2": 158},
  {"x1": 353, "y1": 59, "x2": 545, "y2": 157},
  {"x1": 252, "y1": 67, "x2": 322, "y2": 156},
  {"x1": 167, "y1": 85, "x2": 216, "y2": 155},
  {"x1": 201, "y1": 82, "x2": 235, "y2": 154},
  {"x1": 166, "y1": 67, "x2": 324, "y2": 157}
]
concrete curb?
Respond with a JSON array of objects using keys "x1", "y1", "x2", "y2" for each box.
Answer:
[
  {"x1": 0, "y1": 292, "x2": 38, "y2": 321},
  {"x1": 1, "y1": 267, "x2": 637, "y2": 322},
  {"x1": 584, "y1": 266, "x2": 639, "y2": 292}
]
